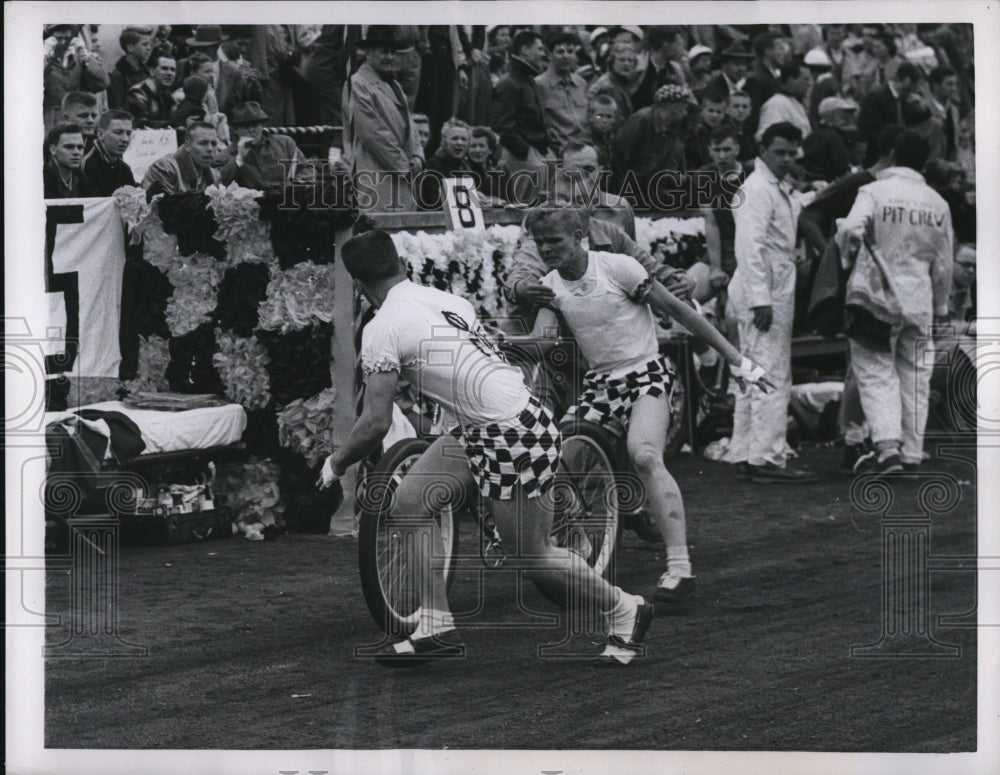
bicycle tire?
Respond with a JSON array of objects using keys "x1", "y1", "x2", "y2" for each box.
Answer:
[
  {"x1": 532, "y1": 419, "x2": 621, "y2": 606},
  {"x1": 358, "y1": 437, "x2": 460, "y2": 636}
]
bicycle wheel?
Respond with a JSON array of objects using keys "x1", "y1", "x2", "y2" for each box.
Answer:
[
  {"x1": 358, "y1": 437, "x2": 460, "y2": 636},
  {"x1": 551, "y1": 418, "x2": 621, "y2": 567}
]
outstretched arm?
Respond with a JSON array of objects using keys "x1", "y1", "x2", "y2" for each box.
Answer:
[{"x1": 646, "y1": 280, "x2": 774, "y2": 391}]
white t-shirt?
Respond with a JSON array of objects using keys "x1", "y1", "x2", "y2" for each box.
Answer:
[
  {"x1": 361, "y1": 280, "x2": 530, "y2": 426},
  {"x1": 541, "y1": 251, "x2": 659, "y2": 378}
]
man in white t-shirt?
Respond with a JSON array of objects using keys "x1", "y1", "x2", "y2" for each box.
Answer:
[
  {"x1": 319, "y1": 229, "x2": 654, "y2": 667},
  {"x1": 516, "y1": 209, "x2": 772, "y2": 606}
]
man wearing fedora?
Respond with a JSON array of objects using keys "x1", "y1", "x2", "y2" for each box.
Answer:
[
  {"x1": 184, "y1": 25, "x2": 255, "y2": 119},
  {"x1": 219, "y1": 102, "x2": 308, "y2": 188},
  {"x1": 343, "y1": 26, "x2": 425, "y2": 211},
  {"x1": 704, "y1": 41, "x2": 754, "y2": 98}
]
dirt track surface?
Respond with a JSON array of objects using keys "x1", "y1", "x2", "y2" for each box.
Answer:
[{"x1": 44, "y1": 442, "x2": 977, "y2": 752}]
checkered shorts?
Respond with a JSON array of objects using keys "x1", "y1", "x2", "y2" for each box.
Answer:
[
  {"x1": 450, "y1": 397, "x2": 562, "y2": 501},
  {"x1": 567, "y1": 356, "x2": 674, "y2": 431}
]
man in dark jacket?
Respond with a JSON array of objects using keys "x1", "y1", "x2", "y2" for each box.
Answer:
[
  {"x1": 611, "y1": 83, "x2": 696, "y2": 210},
  {"x1": 741, "y1": 32, "x2": 791, "y2": 128},
  {"x1": 107, "y1": 27, "x2": 153, "y2": 109},
  {"x1": 81, "y1": 110, "x2": 138, "y2": 196},
  {"x1": 418, "y1": 118, "x2": 478, "y2": 210},
  {"x1": 44, "y1": 123, "x2": 88, "y2": 199},
  {"x1": 489, "y1": 30, "x2": 552, "y2": 203},
  {"x1": 219, "y1": 101, "x2": 308, "y2": 188},
  {"x1": 857, "y1": 61, "x2": 923, "y2": 165},
  {"x1": 128, "y1": 51, "x2": 179, "y2": 128}
]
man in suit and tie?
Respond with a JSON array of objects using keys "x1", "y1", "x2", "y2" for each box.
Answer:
[
  {"x1": 343, "y1": 26, "x2": 425, "y2": 212},
  {"x1": 928, "y1": 66, "x2": 962, "y2": 161},
  {"x1": 704, "y1": 42, "x2": 754, "y2": 98},
  {"x1": 857, "y1": 61, "x2": 924, "y2": 166}
]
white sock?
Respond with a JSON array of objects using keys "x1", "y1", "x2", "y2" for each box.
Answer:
[
  {"x1": 414, "y1": 608, "x2": 455, "y2": 639},
  {"x1": 604, "y1": 591, "x2": 641, "y2": 640},
  {"x1": 666, "y1": 546, "x2": 692, "y2": 577}
]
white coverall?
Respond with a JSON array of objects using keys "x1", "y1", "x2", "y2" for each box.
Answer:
[
  {"x1": 838, "y1": 166, "x2": 953, "y2": 464},
  {"x1": 726, "y1": 159, "x2": 801, "y2": 467}
]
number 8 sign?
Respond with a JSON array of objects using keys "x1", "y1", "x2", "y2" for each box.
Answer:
[{"x1": 442, "y1": 176, "x2": 485, "y2": 231}]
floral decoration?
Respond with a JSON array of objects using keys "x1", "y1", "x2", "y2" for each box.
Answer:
[
  {"x1": 215, "y1": 263, "x2": 272, "y2": 336},
  {"x1": 213, "y1": 456, "x2": 284, "y2": 527},
  {"x1": 257, "y1": 261, "x2": 337, "y2": 334},
  {"x1": 205, "y1": 181, "x2": 264, "y2": 242},
  {"x1": 212, "y1": 331, "x2": 272, "y2": 410},
  {"x1": 123, "y1": 335, "x2": 171, "y2": 395},
  {"x1": 164, "y1": 257, "x2": 223, "y2": 337},
  {"x1": 276, "y1": 387, "x2": 338, "y2": 468}
]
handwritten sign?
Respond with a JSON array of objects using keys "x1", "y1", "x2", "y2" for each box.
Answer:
[
  {"x1": 441, "y1": 176, "x2": 484, "y2": 231},
  {"x1": 123, "y1": 128, "x2": 178, "y2": 182}
]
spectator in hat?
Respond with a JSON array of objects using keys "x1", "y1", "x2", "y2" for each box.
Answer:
[
  {"x1": 143, "y1": 120, "x2": 221, "y2": 194},
  {"x1": 534, "y1": 31, "x2": 590, "y2": 157},
  {"x1": 43, "y1": 123, "x2": 88, "y2": 199},
  {"x1": 687, "y1": 45, "x2": 715, "y2": 95},
  {"x1": 799, "y1": 96, "x2": 861, "y2": 181},
  {"x1": 803, "y1": 47, "x2": 841, "y2": 128},
  {"x1": 705, "y1": 41, "x2": 754, "y2": 97},
  {"x1": 489, "y1": 29, "x2": 553, "y2": 203},
  {"x1": 59, "y1": 92, "x2": 100, "y2": 151},
  {"x1": 80, "y1": 110, "x2": 138, "y2": 196},
  {"x1": 611, "y1": 83, "x2": 696, "y2": 211},
  {"x1": 186, "y1": 25, "x2": 259, "y2": 119},
  {"x1": 343, "y1": 26, "x2": 425, "y2": 211},
  {"x1": 128, "y1": 50, "x2": 179, "y2": 129},
  {"x1": 43, "y1": 24, "x2": 109, "y2": 130},
  {"x1": 632, "y1": 26, "x2": 689, "y2": 111},
  {"x1": 741, "y1": 32, "x2": 792, "y2": 126},
  {"x1": 755, "y1": 61, "x2": 813, "y2": 143},
  {"x1": 219, "y1": 101, "x2": 308, "y2": 188},
  {"x1": 107, "y1": 27, "x2": 154, "y2": 110}
]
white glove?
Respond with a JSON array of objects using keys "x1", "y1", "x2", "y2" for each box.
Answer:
[
  {"x1": 317, "y1": 454, "x2": 340, "y2": 490},
  {"x1": 731, "y1": 356, "x2": 768, "y2": 386}
]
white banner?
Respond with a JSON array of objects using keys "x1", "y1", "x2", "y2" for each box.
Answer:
[
  {"x1": 45, "y1": 197, "x2": 126, "y2": 378},
  {"x1": 123, "y1": 128, "x2": 178, "y2": 183}
]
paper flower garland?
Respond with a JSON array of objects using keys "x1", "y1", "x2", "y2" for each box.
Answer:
[
  {"x1": 113, "y1": 185, "x2": 159, "y2": 242},
  {"x1": 164, "y1": 257, "x2": 223, "y2": 337},
  {"x1": 634, "y1": 216, "x2": 707, "y2": 270},
  {"x1": 257, "y1": 261, "x2": 337, "y2": 334},
  {"x1": 276, "y1": 386, "x2": 338, "y2": 468},
  {"x1": 205, "y1": 182, "x2": 263, "y2": 242},
  {"x1": 212, "y1": 331, "x2": 272, "y2": 410}
]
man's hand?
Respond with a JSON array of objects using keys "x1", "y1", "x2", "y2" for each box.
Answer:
[
  {"x1": 236, "y1": 135, "x2": 255, "y2": 163},
  {"x1": 316, "y1": 454, "x2": 341, "y2": 490},
  {"x1": 751, "y1": 305, "x2": 773, "y2": 332},
  {"x1": 457, "y1": 67, "x2": 470, "y2": 89},
  {"x1": 731, "y1": 356, "x2": 776, "y2": 393},
  {"x1": 514, "y1": 281, "x2": 555, "y2": 306},
  {"x1": 709, "y1": 268, "x2": 730, "y2": 290},
  {"x1": 662, "y1": 269, "x2": 695, "y2": 301}
]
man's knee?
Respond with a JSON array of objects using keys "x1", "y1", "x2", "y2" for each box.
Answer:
[{"x1": 629, "y1": 444, "x2": 664, "y2": 473}]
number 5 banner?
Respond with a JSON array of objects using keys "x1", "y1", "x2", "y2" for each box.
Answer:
[{"x1": 45, "y1": 197, "x2": 126, "y2": 378}]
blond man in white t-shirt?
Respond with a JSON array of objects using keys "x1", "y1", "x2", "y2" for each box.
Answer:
[{"x1": 516, "y1": 209, "x2": 773, "y2": 606}]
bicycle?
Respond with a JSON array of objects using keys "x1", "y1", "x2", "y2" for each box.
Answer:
[{"x1": 356, "y1": 341, "x2": 627, "y2": 637}]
